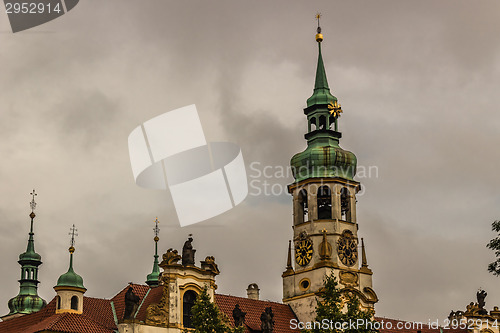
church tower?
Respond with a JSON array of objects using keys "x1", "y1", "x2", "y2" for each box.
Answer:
[
  {"x1": 282, "y1": 18, "x2": 378, "y2": 322},
  {"x1": 4, "y1": 190, "x2": 46, "y2": 320}
]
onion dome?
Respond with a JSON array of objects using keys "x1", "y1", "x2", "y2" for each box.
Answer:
[{"x1": 56, "y1": 245, "x2": 86, "y2": 290}]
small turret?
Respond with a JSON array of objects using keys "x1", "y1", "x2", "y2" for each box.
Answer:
[{"x1": 54, "y1": 225, "x2": 86, "y2": 314}]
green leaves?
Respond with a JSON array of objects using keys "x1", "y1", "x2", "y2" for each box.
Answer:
[
  {"x1": 304, "y1": 272, "x2": 377, "y2": 333},
  {"x1": 487, "y1": 221, "x2": 500, "y2": 276},
  {"x1": 185, "y1": 287, "x2": 243, "y2": 333}
]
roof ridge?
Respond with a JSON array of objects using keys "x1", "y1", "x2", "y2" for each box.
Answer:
[
  {"x1": 110, "y1": 283, "x2": 150, "y2": 302},
  {"x1": 215, "y1": 293, "x2": 288, "y2": 306}
]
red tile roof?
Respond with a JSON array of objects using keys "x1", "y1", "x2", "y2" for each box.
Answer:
[
  {"x1": 1, "y1": 285, "x2": 464, "y2": 333},
  {"x1": 135, "y1": 285, "x2": 164, "y2": 322},
  {"x1": 0, "y1": 284, "x2": 156, "y2": 333},
  {"x1": 0, "y1": 295, "x2": 117, "y2": 333},
  {"x1": 215, "y1": 294, "x2": 298, "y2": 333}
]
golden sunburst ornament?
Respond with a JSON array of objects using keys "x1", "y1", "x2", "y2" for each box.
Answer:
[{"x1": 328, "y1": 100, "x2": 343, "y2": 118}]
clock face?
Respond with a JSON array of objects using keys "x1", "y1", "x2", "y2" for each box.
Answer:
[
  {"x1": 295, "y1": 239, "x2": 313, "y2": 266},
  {"x1": 337, "y1": 236, "x2": 358, "y2": 266}
]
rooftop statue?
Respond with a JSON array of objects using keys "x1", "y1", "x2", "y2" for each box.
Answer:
[{"x1": 182, "y1": 236, "x2": 196, "y2": 266}]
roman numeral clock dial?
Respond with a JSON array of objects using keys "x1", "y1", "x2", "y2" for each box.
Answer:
[
  {"x1": 337, "y1": 236, "x2": 358, "y2": 266},
  {"x1": 295, "y1": 239, "x2": 313, "y2": 266}
]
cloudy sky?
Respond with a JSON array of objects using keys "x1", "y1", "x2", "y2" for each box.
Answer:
[{"x1": 1, "y1": 0, "x2": 500, "y2": 324}]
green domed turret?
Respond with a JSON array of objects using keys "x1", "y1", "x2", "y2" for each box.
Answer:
[
  {"x1": 7, "y1": 191, "x2": 47, "y2": 317},
  {"x1": 291, "y1": 22, "x2": 357, "y2": 182},
  {"x1": 53, "y1": 225, "x2": 86, "y2": 315},
  {"x1": 56, "y1": 225, "x2": 86, "y2": 291},
  {"x1": 56, "y1": 246, "x2": 85, "y2": 290}
]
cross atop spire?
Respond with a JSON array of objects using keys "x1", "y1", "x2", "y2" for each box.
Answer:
[
  {"x1": 30, "y1": 189, "x2": 37, "y2": 212},
  {"x1": 69, "y1": 224, "x2": 78, "y2": 248},
  {"x1": 153, "y1": 217, "x2": 160, "y2": 242}
]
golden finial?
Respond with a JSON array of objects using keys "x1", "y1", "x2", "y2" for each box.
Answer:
[{"x1": 315, "y1": 13, "x2": 323, "y2": 42}]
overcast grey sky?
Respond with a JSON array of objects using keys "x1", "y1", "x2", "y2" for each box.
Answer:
[{"x1": 1, "y1": 0, "x2": 500, "y2": 324}]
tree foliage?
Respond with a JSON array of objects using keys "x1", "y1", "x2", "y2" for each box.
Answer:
[
  {"x1": 304, "y1": 272, "x2": 377, "y2": 333},
  {"x1": 487, "y1": 220, "x2": 500, "y2": 276},
  {"x1": 184, "y1": 287, "x2": 243, "y2": 333}
]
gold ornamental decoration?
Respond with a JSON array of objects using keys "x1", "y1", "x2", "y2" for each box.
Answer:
[
  {"x1": 145, "y1": 275, "x2": 170, "y2": 326},
  {"x1": 328, "y1": 100, "x2": 343, "y2": 118}
]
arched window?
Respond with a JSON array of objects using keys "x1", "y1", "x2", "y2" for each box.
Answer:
[
  {"x1": 329, "y1": 115, "x2": 335, "y2": 130},
  {"x1": 309, "y1": 117, "x2": 317, "y2": 131},
  {"x1": 298, "y1": 189, "x2": 308, "y2": 224},
  {"x1": 56, "y1": 296, "x2": 61, "y2": 310},
  {"x1": 71, "y1": 296, "x2": 79, "y2": 311},
  {"x1": 340, "y1": 187, "x2": 350, "y2": 221},
  {"x1": 319, "y1": 115, "x2": 326, "y2": 130},
  {"x1": 183, "y1": 290, "x2": 198, "y2": 328},
  {"x1": 25, "y1": 269, "x2": 29, "y2": 280},
  {"x1": 317, "y1": 186, "x2": 332, "y2": 219}
]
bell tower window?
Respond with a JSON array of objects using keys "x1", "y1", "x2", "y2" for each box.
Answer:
[
  {"x1": 309, "y1": 117, "x2": 317, "y2": 132},
  {"x1": 319, "y1": 115, "x2": 326, "y2": 130},
  {"x1": 298, "y1": 189, "x2": 308, "y2": 224},
  {"x1": 329, "y1": 115, "x2": 335, "y2": 130},
  {"x1": 317, "y1": 186, "x2": 332, "y2": 219},
  {"x1": 341, "y1": 187, "x2": 350, "y2": 221}
]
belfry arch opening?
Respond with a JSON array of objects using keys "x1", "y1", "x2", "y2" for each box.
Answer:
[
  {"x1": 318, "y1": 115, "x2": 327, "y2": 130},
  {"x1": 329, "y1": 115, "x2": 335, "y2": 130},
  {"x1": 317, "y1": 186, "x2": 332, "y2": 219},
  {"x1": 309, "y1": 117, "x2": 317, "y2": 132},
  {"x1": 340, "y1": 187, "x2": 350, "y2": 221},
  {"x1": 298, "y1": 189, "x2": 308, "y2": 224}
]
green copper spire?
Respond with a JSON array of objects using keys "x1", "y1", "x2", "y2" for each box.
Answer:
[
  {"x1": 7, "y1": 190, "x2": 47, "y2": 316},
  {"x1": 146, "y1": 217, "x2": 161, "y2": 287},
  {"x1": 56, "y1": 225, "x2": 86, "y2": 290},
  {"x1": 290, "y1": 17, "x2": 357, "y2": 182},
  {"x1": 307, "y1": 14, "x2": 336, "y2": 108}
]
